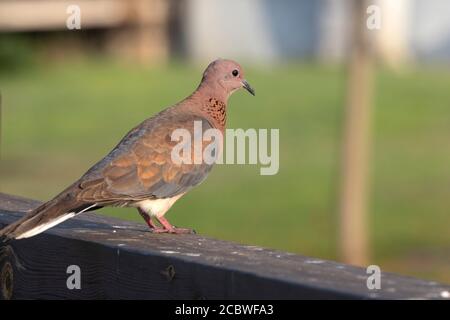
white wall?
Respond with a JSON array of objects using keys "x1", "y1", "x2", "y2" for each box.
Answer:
[
  {"x1": 182, "y1": 0, "x2": 450, "y2": 63},
  {"x1": 409, "y1": 0, "x2": 450, "y2": 62},
  {"x1": 184, "y1": 0, "x2": 320, "y2": 63}
]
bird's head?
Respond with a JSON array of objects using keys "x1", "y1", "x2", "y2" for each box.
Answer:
[{"x1": 200, "y1": 59, "x2": 255, "y2": 98}]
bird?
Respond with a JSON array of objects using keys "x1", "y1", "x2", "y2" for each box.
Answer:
[{"x1": 0, "y1": 59, "x2": 255, "y2": 241}]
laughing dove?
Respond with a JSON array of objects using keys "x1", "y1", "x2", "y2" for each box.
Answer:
[{"x1": 0, "y1": 59, "x2": 255, "y2": 240}]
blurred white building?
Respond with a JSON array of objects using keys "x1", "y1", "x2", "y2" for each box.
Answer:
[{"x1": 182, "y1": 0, "x2": 450, "y2": 64}]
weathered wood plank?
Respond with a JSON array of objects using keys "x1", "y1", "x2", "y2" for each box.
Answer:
[{"x1": 0, "y1": 192, "x2": 449, "y2": 299}]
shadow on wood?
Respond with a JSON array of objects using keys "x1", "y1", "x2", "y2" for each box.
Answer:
[{"x1": 0, "y1": 193, "x2": 449, "y2": 299}]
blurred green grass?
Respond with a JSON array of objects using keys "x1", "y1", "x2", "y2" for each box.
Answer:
[{"x1": 1, "y1": 60, "x2": 449, "y2": 283}]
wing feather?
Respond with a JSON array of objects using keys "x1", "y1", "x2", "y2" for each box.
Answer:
[{"x1": 76, "y1": 111, "x2": 215, "y2": 204}]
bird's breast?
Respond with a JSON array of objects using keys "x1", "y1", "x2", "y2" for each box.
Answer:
[{"x1": 135, "y1": 193, "x2": 184, "y2": 218}]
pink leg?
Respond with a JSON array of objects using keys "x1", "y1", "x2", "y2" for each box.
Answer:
[
  {"x1": 156, "y1": 216, "x2": 196, "y2": 234},
  {"x1": 137, "y1": 208, "x2": 163, "y2": 232}
]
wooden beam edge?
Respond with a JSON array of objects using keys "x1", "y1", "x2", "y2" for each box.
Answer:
[{"x1": 0, "y1": 193, "x2": 449, "y2": 299}]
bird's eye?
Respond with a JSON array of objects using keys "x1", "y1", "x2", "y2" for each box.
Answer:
[{"x1": 232, "y1": 69, "x2": 239, "y2": 77}]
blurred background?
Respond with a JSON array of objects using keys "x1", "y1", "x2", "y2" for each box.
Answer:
[{"x1": 0, "y1": 0, "x2": 449, "y2": 283}]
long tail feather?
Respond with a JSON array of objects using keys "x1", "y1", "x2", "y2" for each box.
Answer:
[{"x1": 0, "y1": 193, "x2": 95, "y2": 241}]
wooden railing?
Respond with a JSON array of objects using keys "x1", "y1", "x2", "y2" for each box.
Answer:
[
  {"x1": 0, "y1": 0, "x2": 170, "y2": 63},
  {"x1": 0, "y1": 193, "x2": 449, "y2": 299}
]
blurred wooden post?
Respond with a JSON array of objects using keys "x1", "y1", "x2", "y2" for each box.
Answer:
[
  {"x1": 338, "y1": 0, "x2": 374, "y2": 266},
  {"x1": 107, "y1": 0, "x2": 169, "y2": 65}
]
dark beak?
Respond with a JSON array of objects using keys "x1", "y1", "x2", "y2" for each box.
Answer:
[{"x1": 242, "y1": 80, "x2": 255, "y2": 96}]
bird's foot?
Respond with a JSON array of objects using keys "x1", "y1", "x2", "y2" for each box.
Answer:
[
  {"x1": 156, "y1": 216, "x2": 196, "y2": 234},
  {"x1": 138, "y1": 211, "x2": 196, "y2": 234}
]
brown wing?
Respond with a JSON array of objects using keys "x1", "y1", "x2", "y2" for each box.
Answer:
[{"x1": 76, "y1": 111, "x2": 216, "y2": 205}]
